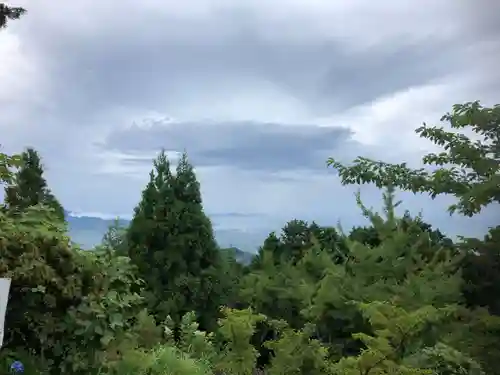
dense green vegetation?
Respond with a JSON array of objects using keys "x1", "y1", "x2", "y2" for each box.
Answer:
[{"x1": 1, "y1": 6, "x2": 499, "y2": 375}]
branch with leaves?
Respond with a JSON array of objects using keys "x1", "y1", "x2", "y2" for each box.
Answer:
[{"x1": 327, "y1": 101, "x2": 500, "y2": 216}]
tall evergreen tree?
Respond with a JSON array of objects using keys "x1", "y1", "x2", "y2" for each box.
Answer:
[
  {"x1": 127, "y1": 152, "x2": 177, "y2": 319},
  {"x1": 127, "y1": 150, "x2": 223, "y2": 330},
  {"x1": 249, "y1": 231, "x2": 282, "y2": 270},
  {"x1": 4, "y1": 147, "x2": 65, "y2": 221},
  {"x1": 251, "y1": 221, "x2": 346, "y2": 270},
  {"x1": 172, "y1": 151, "x2": 223, "y2": 330},
  {"x1": 305, "y1": 188, "x2": 464, "y2": 359}
]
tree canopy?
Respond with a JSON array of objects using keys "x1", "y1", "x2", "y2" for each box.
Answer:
[
  {"x1": 4, "y1": 147, "x2": 65, "y2": 221},
  {"x1": 328, "y1": 101, "x2": 499, "y2": 217}
]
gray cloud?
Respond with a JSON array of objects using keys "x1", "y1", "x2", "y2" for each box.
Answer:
[
  {"x1": 8, "y1": 0, "x2": 490, "y2": 126},
  {"x1": 211, "y1": 212, "x2": 265, "y2": 219},
  {"x1": 38, "y1": 40, "x2": 461, "y2": 120},
  {"x1": 100, "y1": 120, "x2": 354, "y2": 171}
]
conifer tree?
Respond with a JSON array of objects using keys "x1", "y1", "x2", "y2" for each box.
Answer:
[
  {"x1": 251, "y1": 222, "x2": 346, "y2": 270},
  {"x1": 4, "y1": 147, "x2": 65, "y2": 221},
  {"x1": 280, "y1": 219, "x2": 313, "y2": 263},
  {"x1": 172, "y1": 151, "x2": 224, "y2": 330},
  {"x1": 250, "y1": 232, "x2": 282, "y2": 270},
  {"x1": 304, "y1": 188, "x2": 464, "y2": 358},
  {"x1": 127, "y1": 150, "x2": 223, "y2": 330},
  {"x1": 127, "y1": 151, "x2": 178, "y2": 320}
]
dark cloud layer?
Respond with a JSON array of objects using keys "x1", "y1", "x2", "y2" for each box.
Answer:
[{"x1": 101, "y1": 120, "x2": 354, "y2": 171}]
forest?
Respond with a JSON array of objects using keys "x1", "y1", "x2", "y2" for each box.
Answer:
[{"x1": 1, "y1": 4, "x2": 500, "y2": 375}]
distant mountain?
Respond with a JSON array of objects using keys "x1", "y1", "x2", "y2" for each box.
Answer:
[{"x1": 64, "y1": 211, "x2": 257, "y2": 263}]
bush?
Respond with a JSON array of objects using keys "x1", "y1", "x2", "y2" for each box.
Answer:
[{"x1": 0, "y1": 205, "x2": 159, "y2": 374}]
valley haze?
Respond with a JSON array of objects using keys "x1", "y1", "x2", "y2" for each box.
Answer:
[{"x1": 66, "y1": 210, "x2": 263, "y2": 255}]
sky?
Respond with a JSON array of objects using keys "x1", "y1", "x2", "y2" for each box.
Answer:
[{"x1": 1, "y1": 0, "x2": 499, "y2": 248}]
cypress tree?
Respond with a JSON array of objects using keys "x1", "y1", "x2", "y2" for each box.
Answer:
[
  {"x1": 173, "y1": 152, "x2": 219, "y2": 269},
  {"x1": 172, "y1": 151, "x2": 223, "y2": 330},
  {"x1": 127, "y1": 151, "x2": 179, "y2": 320},
  {"x1": 307, "y1": 188, "x2": 463, "y2": 357},
  {"x1": 250, "y1": 232, "x2": 282, "y2": 270},
  {"x1": 4, "y1": 147, "x2": 65, "y2": 221},
  {"x1": 127, "y1": 150, "x2": 222, "y2": 330}
]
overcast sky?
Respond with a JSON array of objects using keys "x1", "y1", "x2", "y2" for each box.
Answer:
[{"x1": 1, "y1": 0, "x2": 498, "y2": 246}]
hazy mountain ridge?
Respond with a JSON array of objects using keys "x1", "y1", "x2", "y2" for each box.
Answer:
[{"x1": 65, "y1": 211, "x2": 257, "y2": 261}]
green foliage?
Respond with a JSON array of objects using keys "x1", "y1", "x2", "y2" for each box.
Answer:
[
  {"x1": 330, "y1": 301, "x2": 454, "y2": 375},
  {"x1": 251, "y1": 221, "x2": 346, "y2": 269},
  {"x1": 276, "y1": 219, "x2": 315, "y2": 264},
  {"x1": 217, "y1": 248, "x2": 246, "y2": 308},
  {"x1": 108, "y1": 345, "x2": 213, "y2": 375},
  {"x1": 302, "y1": 189, "x2": 463, "y2": 358},
  {"x1": 101, "y1": 218, "x2": 128, "y2": 257},
  {"x1": 62, "y1": 249, "x2": 149, "y2": 372},
  {"x1": 126, "y1": 150, "x2": 224, "y2": 330},
  {"x1": 326, "y1": 102, "x2": 500, "y2": 372},
  {"x1": 0, "y1": 204, "x2": 158, "y2": 374},
  {"x1": 240, "y1": 258, "x2": 308, "y2": 329},
  {"x1": 0, "y1": 206, "x2": 82, "y2": 367},
  {"x1": 348, "y1": 212, "x2": 454, "y2": 254},
  {"x1": 333, "y1": 302, "x2": 440, "y2": 375},
  {"x1": 328, "y1": 101, "x2": 499, "y2": 217},
  {"x1": 447, "y1": 307, "x2": 500, "y2": 375},
  {"x1": 4, "y1": 148, "x2": 65, "y2": 222},
  {"x1": 126, "y1": 150, "x2": 179, "y2": 320},
  {"x1": 0, "y1": 183, "x2": 489, "y2": 375},
  {"x1": 328, "y1": 301, "x2": 483, "y2": 375},
  {"x1": 265, "y1": 324, "x2": 329, "y2": 375},
  {"x1": 0, "y1": 2, "x2": 26, "y2": 29},
  {"x1": 162, "y1": 308, "x2": 266, "y2": 375},
  {"x1": 244, "y1": 222, "x2": 347, "y2": 338},
  {"x1": 170, "y1": 152, "x2": 224, "y2": 330},
  {"x1": 405, "y1": 343, "x2": 483, "y2": 375},
  {"x1": 0, "y1": 148, "x2": 22, "y2": 185},
  {"x1": 163, "y1": 311, "x2": 217, "y2": 363},
  {"x1": 461, "y1": 226, "x2": 500, "y2": 315},
  {"x1": 216, "y1": 307, "x2": 265, "y2": 375}
]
